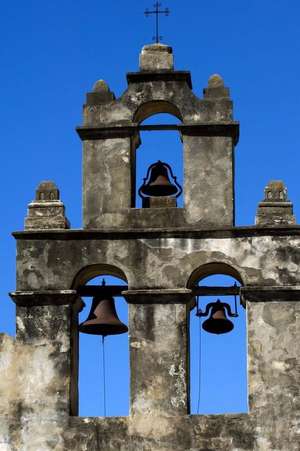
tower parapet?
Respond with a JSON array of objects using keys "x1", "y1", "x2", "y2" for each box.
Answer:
[{"x1": 77, "y1": 43, "x2": 238, "y2": 229}]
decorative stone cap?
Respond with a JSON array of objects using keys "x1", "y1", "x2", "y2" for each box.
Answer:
[
  {"x1": 262, "y1": 180, "x2": 288, "y2": 202},
  {"x1": 203, "y1": 74, "x2": 230, "y2": 98},
  {"x1": 256, "y1": 180, "x2": 296, "y2": 225},
  {"x1": 25, "y1": 181, "x2": 70, "y2": 230},
  {"x1": 139, "y1": 43, "x2": 174, "y2": 71},
  {"x1": 86, "y1": 79, "x2": 115, "y2": 105},
  {"x1": 35, "y1": 180, "x2": 60, "y2": 201}
]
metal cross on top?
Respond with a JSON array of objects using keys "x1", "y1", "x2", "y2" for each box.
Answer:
[{"x1": 144, "y1": 2, "x2": 170, "y2": 44}]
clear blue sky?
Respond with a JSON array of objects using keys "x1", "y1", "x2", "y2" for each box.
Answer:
[{"x1": 1, "y1": 1, "x2": 300, "y2": 416}]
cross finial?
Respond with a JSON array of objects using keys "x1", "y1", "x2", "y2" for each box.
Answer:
[{"x1": 144, "y1": 2, "x2": 170, "y2": 44}]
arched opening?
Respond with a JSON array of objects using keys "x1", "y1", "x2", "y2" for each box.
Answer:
[
  {"x1": 72, "y1": 264, "x2": 127, "y2": 288},
  {"x1": 135, "y1": 112, "x2": 183, "y2": 208},
  {"x1": 188, "y1": 265, "x2": 247, "y2": 414},
  {"x1": 74, "y1": 267, "x2": 129, "y2": 417},
  {"x1": 133, "y1": 100, "x2": 183, "y2": 124}
]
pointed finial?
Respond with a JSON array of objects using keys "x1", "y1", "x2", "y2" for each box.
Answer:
[
  {"x1": 204, "y1": 74, "x2": 230, "y2": 99},
  {"x1": 208, "y1": 74, "x2": 224, "y2": 88}
]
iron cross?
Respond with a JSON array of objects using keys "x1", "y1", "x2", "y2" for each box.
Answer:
[{"x1": 144, "y1": 2, "x2": 170, "y2": 44}]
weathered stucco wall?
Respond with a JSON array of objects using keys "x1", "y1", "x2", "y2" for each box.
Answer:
[
  {"x1": 248, "y1": 301, "x2": 300, "y2": 450},
  {"x1": 183, "y1": 136, "x2": 234, "y2": 225},
  {"x1": 83, "y1": 138, "x2": 133, "y2": 228},
  {"x1": 1, "y1": 228, "x2": 298, "y2": 450},
  {"x1": 14, "y1": 231, "x2": 300, "y2": 291},
  {"x1": 2, "y1": 298, "x2": 297, "y2": 451},
  {"x1": 128, "y1": 301, "x2": 189, "y2": 417},
  {"x1": 0, "y1": 301, "x2": 80, "y2": 451}
]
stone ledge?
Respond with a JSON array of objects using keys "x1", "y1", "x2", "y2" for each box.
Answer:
[
  {"x1": 76, "y1": 122, "x2": 239, "y2": 144},
  {"x1": 241, "y1": 285, "x2": 300, "y2": 302},
  {"x1": 10, "y1": 290, "x2": 82, "y2": 307},
  {"x1": 12, "y1": 224, "x2": 300, "y2": 240},
  {"x1": 64, "y1": 413, "x2": 254, "y2": 451},
  {"x1": 126, "y1": 70, "x2": 192, "y2": 89}
]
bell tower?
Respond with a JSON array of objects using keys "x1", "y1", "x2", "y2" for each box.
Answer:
[
  {"x1": 1, "y1": 43, "x2": 299, "y2": 450},
  {"x1": 78, "y1": 43, "x2": 238, "y2": 228}
]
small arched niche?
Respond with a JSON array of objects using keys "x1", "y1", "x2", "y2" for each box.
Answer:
[
  {"x1": 73, "y1": 266, "x2": 129, "y2": 417},
  {"x1": 188, "y1": 263, "x2": 247, "y2": 414},
  {"x1": 135, "y1": 110, "x2": 183, "y2": 208}
]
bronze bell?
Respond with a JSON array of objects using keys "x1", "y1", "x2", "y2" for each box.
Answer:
[
  {"x1": 79, "y1": 290, "x2": 128, "y2": 337},
  {"x1": 139, "y1": 160, "x2": 182, "y2": 198},
  {"x1": 202, "y1": 300, "x2": 234, "y2": 335}
]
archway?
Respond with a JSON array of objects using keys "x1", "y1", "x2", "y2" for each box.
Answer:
[
  {"x1": 188, "y1": 265, "x2": 247, "y2": 414},
  {"x1": 135, "y1": 112, "x2": 183, "y2": 208},
  {"x1": 73, "y1": 267, "x2": 129, "y2": 417}
]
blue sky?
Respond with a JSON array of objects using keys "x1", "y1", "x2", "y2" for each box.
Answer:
[{"x1": 1, "y1": 1, "x2": 300, "y2": 416}]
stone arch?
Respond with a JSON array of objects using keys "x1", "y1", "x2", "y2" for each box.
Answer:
[
  {"x1": 187, "y1": 262, "x2": 244, "y2": 288},
  {"x1": 74, "y1": 263, "x2": 129, "y2": 416},
  {"x1": 71, "y1": 263, "x2": 128, "y2": 289},
  {"x1": 133, "y1": 100, "x2": 183, "y2": 124},
  {"x1": 188, "y1": 261, "x2": 247, "y2": 414}
]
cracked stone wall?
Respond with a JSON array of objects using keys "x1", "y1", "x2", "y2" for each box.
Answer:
[
  {"x1": 129, "y1": 302, "x2": 189, "y2": 417},
  {"x1": 248, "y1": 301, "x2": 300, "y2": 450},
  {"x1": 0, "y1": 303, "x2": 77, "y2": 450},
  {"x1": 13, "y1": 233, "x2": 300, "y2": 291},
  {"x1": 0, "y1": 230, "x2": 298, "y2": 450}
]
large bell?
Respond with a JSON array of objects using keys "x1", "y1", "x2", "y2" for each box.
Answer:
[
  {"x1": 139, "y1": 160, "x2": 182, "y2": 198},
  {"x1": 202, "y1": 300, "x2": 234, "y2": 335},
  {"x1": 79, "y1": 292, "x2": 128, "y2": 336}
]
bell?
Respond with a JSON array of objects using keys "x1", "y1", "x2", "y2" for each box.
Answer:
[
  {"x1": 202, "y1": 300, "x2": 234, "y2": 335},
  {"x1": 79, "y1": 293, "x2": 128, "y2": 336},
  {"x1": 139, "y1": 160, "x2": 182, "y2": 198}
]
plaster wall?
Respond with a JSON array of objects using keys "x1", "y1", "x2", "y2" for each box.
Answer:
[
  {"x1": 83, "y1": 138, "x2": 132, "y2": 228},
  {"x1": 14, "y1": 232, "x2": 300, "y2": 291},
  {"x1": 1, "y1": 229, "x2": 297, "y2": 449},
  {"x1": 183, "y1": 135, "x2": 234, "y2": 225}
]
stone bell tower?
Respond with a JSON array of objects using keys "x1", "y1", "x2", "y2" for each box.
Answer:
[{"x1": 0, "y1": 43, "x2": 299, "y2": 450}]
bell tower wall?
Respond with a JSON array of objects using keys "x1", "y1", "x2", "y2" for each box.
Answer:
[
  {"x1": 83, "y1": 137, "x2": 134, "y2": 229},
  {"x1": 7, "y1": 230, "x2": 300, "y2": 450},
  {"x1": 183, "y1": 135, "x2": 234, "y2": 225},
  {"x1": 77, "y1": 44, "x2": 238, "y2": 229},
  {"x1": 2, "y1": 43, "x2": 299, "y2": 451}
]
